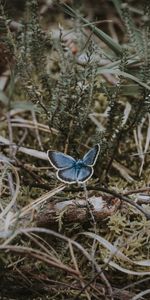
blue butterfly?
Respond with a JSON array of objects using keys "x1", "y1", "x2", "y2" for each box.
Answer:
[{"x1": 47, "y1": 144, "x2": 100, "y2": 184}]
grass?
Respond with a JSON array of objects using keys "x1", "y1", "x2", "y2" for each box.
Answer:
[{"x1": 0, "y1": 0, "x2": 150, "y2": 299}]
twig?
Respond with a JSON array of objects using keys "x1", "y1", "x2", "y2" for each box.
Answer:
[
  {"x1": 124, "y1": 187, "x2": 150, "y2": 195},
  {"x1": 64, "y1": 120, "x2": 73, "y2": 154},
  {"x1": 67, "y1": 186, "x2": 150, "y2": 220},
  {"x1": 22, "y1": 181, "x2": 150, "y2": 220}
]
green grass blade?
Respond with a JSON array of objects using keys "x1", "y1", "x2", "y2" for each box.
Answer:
[
  {"x1": 62, "y1": 4, "x2": 123, "y2": 56},
  {"x1": 97, "y1": 67, "x2": 150, "y2": 90}
]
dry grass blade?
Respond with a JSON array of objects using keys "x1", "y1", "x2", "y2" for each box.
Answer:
[
  {"x1": 131, "y1": 289, "x2": 150, "y2": 300},
  {"x1": 144, "y1": 114, "x2": 150, "y2": 157},
  {"x1": 10, "y1": 185, "x2": 66, "y2": 226},
  {"x1": 2, "y1": 227, "x2": 113, "y2": 298},
  {"x1": 0, "y1": 135, "x2": 48, "y2": 160},
  {"x1": 0, "y1": 161, "x2": 20, "y2": 219},
  {"x1": 107, "y1": 260, "x2": 150, "y2": 276},
  {"x1": 0, "y1": 90, "x2": 9, "y2": 104},
  {"x1": 28, "y1": 232, "x2": 60, "y2": 258},
  {"x1": 24, "y1": 232, "x2": 58, "y2": 258},
  {"x1": 31, "y1": 110, "x2": 43, "y2": 150},
  {"x1": 68, "y1": 241, "x2": 91, "y2": 300},
  {"x1": 136, "y1": 122, "x2": 145, "y2": 176},
  {"x1": 81, "y1": 232, "x2": 150, "y2": 274},
  {"x1": 0, "y1": 244, "x2": 79, "y2": 276},
  {"x1": 10, "y1": 117, "x2": 58, "y2": 134},
  {"x1": 112, "y1": 161, "x2": 134, "y2": 182},
  {"x1": 133, "y1": 114, "x2": 150, "y2": 176},
  {"x1": 3, "y1": 227, "x2": 103, "y2": 267}
]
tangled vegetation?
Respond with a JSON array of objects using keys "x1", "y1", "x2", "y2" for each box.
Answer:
[{"x1": 0, "y1": 0, "x2": 150, "y2": 299}]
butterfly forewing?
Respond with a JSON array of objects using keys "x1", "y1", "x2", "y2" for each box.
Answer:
[
  {"x1": 77, "y1": 166, "x2": 93, "y2": 183},
  {"x1": 57, "y1": 166, "x2": 77, "y2": 183},
  {"x1": 47, "y1": 150, "x2": 75, "y2": 170},
  {"x1": 83, "y1": 144, "x2": 100, "y2": 166}
]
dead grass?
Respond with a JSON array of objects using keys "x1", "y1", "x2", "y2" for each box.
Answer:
[{"x1": 1, "y1": 1, "x2": 150, "y2": 299}]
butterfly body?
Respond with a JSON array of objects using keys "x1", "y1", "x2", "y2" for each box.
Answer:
[
  {"x1": 73, "y1": 159, "x2": 86, "y2": 170},
  {"x1": 47, "y1": 144, "x2": 100, "y2": 184}
]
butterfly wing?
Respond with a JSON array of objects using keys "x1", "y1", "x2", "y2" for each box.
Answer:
[
  {"x1": 77, "y1": 166, "x2": 93, "y2": 183},
  {"x1": 57, "y1": 165, "x2": 93, "y2": 183},
  {"x1": 47, "y1": 150, "x2": 75, "y2": 170},
  {"x1": 47, "y1": 145, "x2": 99, "y2": 184},
  {"x1": 57, "y1": 166, "x2": 77, "y2": 183},
  {"x1": 82, "y1": 144, "x2": 100, "y2": 166}
]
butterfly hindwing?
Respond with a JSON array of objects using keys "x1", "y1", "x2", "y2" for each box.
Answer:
[
  {"x1": 47, "y1": 150, "x2": 75, "y2": 170},
  {"x1": 82, "y1": 144, "x2": 100, "y2": 166},
  {"x1": 57, "y1": 165, "x2": 93, "y2": 183},
  {"x1": 77, "y1": 165, "x2": 93, "y2": 183},
  {"x1": 57, "y1": 166, "x2": 77, "y2": 183}
]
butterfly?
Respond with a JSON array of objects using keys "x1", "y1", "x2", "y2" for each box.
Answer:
[{"x1": 47, "y1": 144, "x2": 100, "y2": 184}]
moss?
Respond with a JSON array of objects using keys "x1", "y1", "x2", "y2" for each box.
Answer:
[{"x1": 1, "y1": 1, "x2": 150, "y2": 299}]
